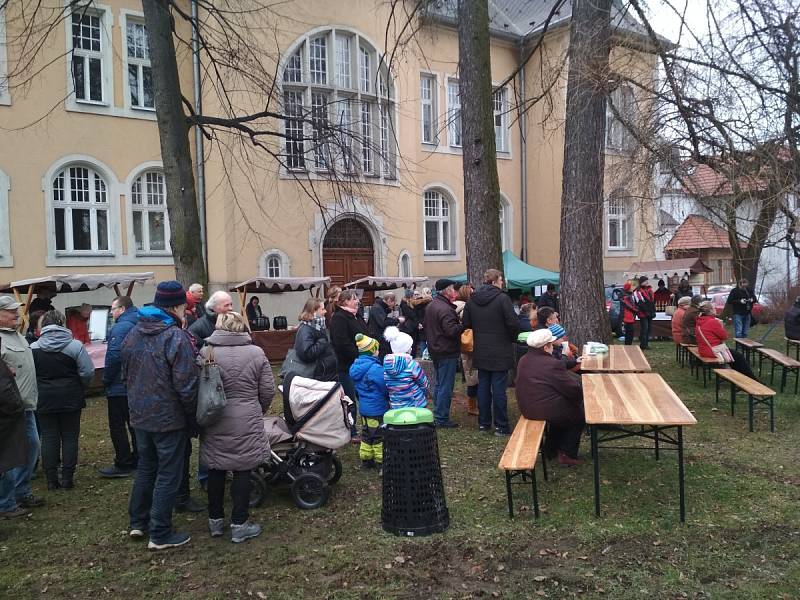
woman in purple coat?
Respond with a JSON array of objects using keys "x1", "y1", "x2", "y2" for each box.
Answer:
[
  {"x1": 199, "y1": 312, "x2": 275, "y2": 543},
  {"x1": 515, "y1": 329, "x2": 585, "y2": 466}
]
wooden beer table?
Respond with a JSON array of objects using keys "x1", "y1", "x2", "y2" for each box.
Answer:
[
  {"x1": 580, "y1": 345, "x2": 651, "y2": 373},
  {"x1": 582, "y1": 373, "x2": 697, "y2": 522}
]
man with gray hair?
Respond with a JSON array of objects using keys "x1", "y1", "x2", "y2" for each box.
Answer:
[
  {"x1": 188, "y1": 290, "x2": 233, "y2": 350},
  {"x1": 186, "y1": 283, "x2": 206, "y2": 323}
]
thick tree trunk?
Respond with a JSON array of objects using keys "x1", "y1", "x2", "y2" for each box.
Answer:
[
  {"x1": 559, "y1": 0, "x2": 613, "y2": 348},
  {"x1": 142, "y1": 0, "x2": 207, "y2": 287},
  {"x1": 458, "y1": 0, "x2": 503, "y2": 287}
]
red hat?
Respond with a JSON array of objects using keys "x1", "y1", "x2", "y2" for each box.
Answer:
[{"x1": 623, "y1": 282, "x2": 632, "y2": 291}]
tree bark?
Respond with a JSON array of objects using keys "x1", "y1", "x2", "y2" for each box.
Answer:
[
  {"x1": 458, "y1": 0, "x2": 503, "y2": 287},
  {"x1": 142, "y1": 0, "x2": 207, "y2": 287},
  {"x1": 559, "y1": 0, "x2": 613, "y2": 348}
]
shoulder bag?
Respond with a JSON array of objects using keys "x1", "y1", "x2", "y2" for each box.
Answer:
[
  {"x1": 696, "y1": 324, "x2": 734, "y2": 363},
  {"x1": 460, "y1": 328, "x2": 474, "y2": 353},
  {"x1": 197, "y1": 346, "x2": 227, "y2": 426}
]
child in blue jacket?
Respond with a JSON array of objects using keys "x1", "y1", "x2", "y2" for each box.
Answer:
[
  {"x1": 349, "y1": 334, "x2": 389, "y2": 470},
  {"x1": 382, "y1": 326, "x2": 428, "y2": 410}
]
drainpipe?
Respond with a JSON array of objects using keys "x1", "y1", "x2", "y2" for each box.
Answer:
[
  {"x1": 518, "y1": 39, "x2": 528, "y2": 262},
  {"x1": 191, "y1": 0, "x2": 208, "y2": 272}
]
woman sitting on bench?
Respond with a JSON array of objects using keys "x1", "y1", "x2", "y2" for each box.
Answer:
[
  {"x1": 515, "y1": 329, "x2": 585, "y2": 466},
  {"x1": 696, "y1": 301, "x2": 758, "y2": 380}
]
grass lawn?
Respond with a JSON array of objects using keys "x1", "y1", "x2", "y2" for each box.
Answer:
[{"x1": 2, "y1": 325, "x2": 800, "y2": 599}]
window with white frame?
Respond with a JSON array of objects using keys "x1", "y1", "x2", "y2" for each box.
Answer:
[
  {"x1": 125, "y1": 19, "x2": 153, "y2": 110},
  {"x1": 281, "y1": 29, "x2": 396, "y2": 180},
  {"x1": 493, "y1": 87, "x2": 508, "y2": 152},
  {"x1": 131, "y1": 170, "x2": 170, "y2": 254},
  {"x1": 606, "y1": 84, "x2": 635, "y2": 150},
  {"x1": 52, "y1": 165, "x2": 111, "y2": 253},
  {"x1": 607, "y1": 192, "x2": 631, "y2": 250},
  {"x1": 267, "y1": 255, "x2": 281, "y2": 277},
  {"x1": 70, "y1": 10, "x2": 106, "y2": 103},
  {"x1": 499, "y1": 198, "x2": 511, "y2": 251},
  {"x1": 399, "y1": 253, "x2": 412, "y2": 277},
  {"x1": 420, "y1": 74, "x2": 437, "y2": 144},
  {"x1": 0, "y1": 168, "x2": 10, "y2": 266},
  {"x1": 424, "y1": 190, "x2": 453, "y2": 254},
  {"x1": 0, "y1": 7, "x2": 9, "y2": 104},
  {"x1": 447, "y1": 79, "x2": 461, "y2": 148}
]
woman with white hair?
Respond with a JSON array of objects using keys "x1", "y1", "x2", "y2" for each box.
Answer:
[
  {"x1": 515, "y1": 329, "x2": 585, "y2": 466},
  {"x1": 695, "y1": 301, "x2": 758, "y2": 379}
]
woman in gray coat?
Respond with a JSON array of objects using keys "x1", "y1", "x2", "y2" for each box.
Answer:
[{"x1": 199, "y1": 312, "x2": 274, "y2": 543}]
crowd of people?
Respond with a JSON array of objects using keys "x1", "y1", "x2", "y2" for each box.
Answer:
[{"x1": 3, "y1": 270, "x2": 800, "y2": 550}]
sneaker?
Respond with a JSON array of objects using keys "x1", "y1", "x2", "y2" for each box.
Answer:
[
  {"x1": 435, "y1": 420, "x2": 459, "y2": 429},
  {"x1": 16, "y1": 495, "x2": 45, "y2": 508},
  {"x1": 208, "y1": 518, "x2": 224, "y2": 538},
  {"x1": 129, "y1": 528, "x2": 147, "y2": 539},
  {"x1": 557, "y1": 452, "x2": 585, "y2": 467},
  {"x1": 0, "y1": 507, "x2": 29, "y2": 519},
  {"x1": 478, "y1": 425, "x2": 491, "y2": 433},
  {"x1": 175, "y1": 497, "x2": 206, "y2": 513},
  {"x1": 231, "y1": 521, "x2": 262, "y2": 544},
  {"x1": 494, "y1": 429, "x2": 511, "y2": 437},
  {"x1": 98, "y1": 465, "x2": 135, "y2": 479},
  {"x1": 147, "y1": 532, "x2": 191, "y2": 550}
]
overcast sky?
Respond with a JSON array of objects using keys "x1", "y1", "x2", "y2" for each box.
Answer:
[{"x1": 640, "y1": 0, "x2": 711, "y2": 48}]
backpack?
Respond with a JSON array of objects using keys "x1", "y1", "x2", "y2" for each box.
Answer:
[{"x1": 635, "y1": 291, "x2": 656, "y2": 319}]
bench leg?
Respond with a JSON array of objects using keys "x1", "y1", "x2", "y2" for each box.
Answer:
[
  {"x1": 591, "y1": 426, "x2": 601, "y2": 517},
  {"x1": 795, "y1": 368, "x2": 799, "y2": 396},
  {"x1": 505, "y1": 471, "x2": 514, "y2": 519},
  {"x1": 781, "y1": 366, "x2": 788, "y2": 394},
  {"x1": 748, "y1": 394, "x2": 754, "y2": 433},
  {"x1": 730, "y1": 382, "x2": 737, "y2": 416},
  {"x1": 702, "y1": 365, "x2": 708, "y2": 388},
  {"x1": 531, "y1": 469, "x2": 540, "y2": 519},
  {"x1": 769, "y1": 396, "x2": 775, "y2": 433},
  {"x1": 759, "y1": 353, "x2": 764, "y2": 379},
  {"x1": 715, "y1": 372, "x2": 720, "y2": 404},
  {"x1": 770, "y1": 361, "x2": 776, "y2": 386},
  {"x1": 540, "y1": 448, "x2": 548, "y2": 482},
  {"x1": 678, "y1": 426, "x2": 686, "y2": 523}
]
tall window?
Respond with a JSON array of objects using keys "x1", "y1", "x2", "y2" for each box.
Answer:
[
  {"x1": 399, "y1": 253, "x2": 412, "y2": 277},
  {"x1": 52, "y1": 166, "x2": 110, "y2": 253},
  {"x1": 281, "y1": 29, "x2": 396, "y2": 180},
  {"x1": 447, "y1": 79, "x2": 461, "y2": 148},
  {"x1": 125, "y1": 20, "x2": 153, "y2": 109},
  {"x1": 606, "y1": 84, "x2": 635, "y2": 150},
  {"x1": 0, "y1": 7, "x2": 9, "y2": 104},
  {"x1": 420, "y1": 74, "x2": 437, "y2": 144},
  {"x1": 267, "y1": 255, "x2": 281, "y2": 277},
  {"x1": 71, "y1": 11, "x2": 105, "y2": 103},
  {"x1": 493, "y1": 87, "x2": 508, "y2": 152},
  {"x1": 607, "y1": 193, "x2": 630, "y2": 250},
  {"x1": 424, "y1": 190, "x2": 452, "y2": 254},
  {"x1": 499, "y1": 199, "x2": 511, "y2": 251},
  {"x1": 131, "y1": 171, "x2": 169, "y2": 254}
]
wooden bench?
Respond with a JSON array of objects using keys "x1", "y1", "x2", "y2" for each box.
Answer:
[
  {"x1": 498, "y1": 417, "x2": 548, "y2": 519},
  {"x1": 756, "y1": 348, "x2": 800, "y2": 394},
  {"x1": 786, "y1": 337, "x2": 800, "y2": 361},
  {"x1": 687, "y1": 346, "x2": 725, "y2": 387},
  {"x1": 678, "y1": 343, "x2": 697, "y2": 368},
  {"x1": 734, "y1": 338, "x2": 764, "y2": 365},
  {"x1": 714, "y1": 368, "x2": 777, "y2": 432}
]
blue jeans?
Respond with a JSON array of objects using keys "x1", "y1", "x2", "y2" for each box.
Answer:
[
  {"x1": 129, "y1": 428, "x2": 187, "y2": 543},
  {"x1": 733, "y1": 313, "x2": 750, "y2": 338},
  {"x1": 0, "y1": 410, "x2": 41, "y2": 511},
  {"x1": 477, "y1": 370, "x2": 509, "y2": 432},
  {"x1": 433, "y1": 357, "x2": 458, "y2": 423}
]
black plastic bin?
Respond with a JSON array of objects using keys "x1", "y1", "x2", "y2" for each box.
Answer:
[{"x1": 381, "y1": 408, "x2": 449, "y2": 537}]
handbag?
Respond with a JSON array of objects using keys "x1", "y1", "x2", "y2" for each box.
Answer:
[
  {"x1": 196, "y1": 346, "x2": 227, "y2": 426},
  {"x1": 279, "y1": 348, "x2": 317, "y2": 380},
  {"x1": 697, "y1": 325, "x2": 734, "y2": 363},
  {"x1": 461, "y1": 328, "x2": 474, "y2": 353},
  {"x1": 665, "y1": 305, "x2": 677, "y2": 316}
]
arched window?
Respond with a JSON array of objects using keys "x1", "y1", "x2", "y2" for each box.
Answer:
[
  {"x1": 399, "y1": 252, "x2": 412, "y2": 277},
  {"x1": 131, "y1": 170, "x2": 170, "y2": 254},
  {"x1": 52, "y1": 165, "x2": 110, "y2": 253},
  {"x1": 281, "y1": 28, "x2": 396, "y2": 179},
  {"x1": 267, "y1": 255, "x2": 281, "y2": 277},
  {"x1": 607, "y1": 191, "x2": 631, "y2": 250},
  {"x1": 260, "y1": 248, "x2": 291, "y2": 278},
  {"x1": 499, "y1": 196, "x2": 513, "y2": 252},
  {"x1": 423, "y1": 189, "x2": 454, "y2": 254}
]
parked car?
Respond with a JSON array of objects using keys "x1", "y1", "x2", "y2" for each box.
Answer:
[{"x1": 604, "y1": 285, "x2": 624, "y2": 337}]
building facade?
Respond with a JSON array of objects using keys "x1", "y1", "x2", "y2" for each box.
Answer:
[{"x1": 0, "y1": 1, "x2": 658, "y2": 309}]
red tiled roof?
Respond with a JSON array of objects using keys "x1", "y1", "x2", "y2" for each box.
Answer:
[
  {"x1": 664, "y1": 215, "x2": 733, "y2": 251},
  {"x1": 681, "y1": 162, "x2": 768, "y2": 197}
]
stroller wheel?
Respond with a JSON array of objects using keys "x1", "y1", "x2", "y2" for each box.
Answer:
[
  {"x1": 290, "y1": 473, "x2": 330, "y2": 510},
  {"x1": 328, "y1": 454, "x2": 343, "y2": 485},
  {"x1": 249, "y1": 471, "x2": 268, "y2": 508}
]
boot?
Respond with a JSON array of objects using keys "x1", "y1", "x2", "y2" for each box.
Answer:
[
  {"x1": 557, "y1": 452, "x2": 585, "y2": 467},
  {"x1": 231, "y1": 521, "x2": 261, "y2": 543},
  {"x1": 467, "y1": 397, "x2": 479, "y2": 416},
  {"x1": 208, "y1": 518, "x2": 224, "y2": 538}
]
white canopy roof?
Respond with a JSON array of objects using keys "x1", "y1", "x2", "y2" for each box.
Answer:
[
  {"x1": 0, "y1": 272, "x2": 155, "y2": 294},
  {"x1": 229, "y1": 277, "x2": 331, "y2": 293}
]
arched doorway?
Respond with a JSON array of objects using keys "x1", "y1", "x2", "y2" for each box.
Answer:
[{"x1": 322, "y1": 218, "x2": 375, "y2": 303}]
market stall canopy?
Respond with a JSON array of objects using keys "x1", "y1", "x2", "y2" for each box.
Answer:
[
  {"x1": 229, "y1": 277, "x2": 331, "y2": 294},
  {"x1": 450, "y1": 251, "x2": 559, "y2": 289},
  {"x1": 624, "y1": 258, "x2": 712, "y2": 280},
  {"x1": 0, "y1": 272, "x2": 154, "y2": 295},
  {"x1": 343, "y1": 276, "x2": 429, "y2": 291}
]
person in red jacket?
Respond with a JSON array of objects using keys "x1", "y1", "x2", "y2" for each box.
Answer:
[
  {"x1": 66, "y1": 303, "x2": 92, "y2": 345},
  {"x1": 695, "y1": 301, "x2": 757, "y2": 379},
  {"x1": 620, "y1": 282, "x2": 638, "y2": 346}
]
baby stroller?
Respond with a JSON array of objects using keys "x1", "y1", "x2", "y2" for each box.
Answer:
[{"x1": 250, "y1": 374, "x2": 353, "y2": 510}]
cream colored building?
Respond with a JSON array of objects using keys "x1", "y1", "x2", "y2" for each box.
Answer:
[{"x1": 0, "y1": 0, "x2": 657, "y2": 310}]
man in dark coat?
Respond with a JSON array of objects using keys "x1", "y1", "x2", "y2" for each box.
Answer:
[
  {"x1": 99, "y1": 296, "x2": 140, "y2": 478},
  {"x1": 423, "y1": 279, "x2": 464, "y2": 427},
  {"x1": 399, "y1": 290, "x2": 419, "y2": 355},
  {"x1": 538, "y1": 284, "x2": 559, "y2": 313},
  {"x1": 121, "y1": 281, "x2": 199, "y2": 550},
  {"x1": 188, "y1": 290, "x2": 233, "y2": 350},
  {"x1": 785, "y1": 296, "x2": 800, "y2": 341},
  {"x1": 515, "y1": 329, "x2": 585, "y2": 465},
  {"x1": 367, "y1": 293, "x2": 399, "y2": 358},
  {"x1": 0, "y1": 338, "x2": 28, "y2": 477},
  {"x1": 463, "y1": 269, "x2": 520, "y2": 436},
  {"x1": 726, "y1": 278, "x2": 758, "y2": 339}
]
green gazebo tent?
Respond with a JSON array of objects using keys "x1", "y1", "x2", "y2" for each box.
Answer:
[{"x1": 450, "y1": 250, "x2": 559, "y2": 290}]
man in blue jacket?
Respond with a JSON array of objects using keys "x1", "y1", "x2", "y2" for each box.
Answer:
[
  {"x1": 122, "y1": 281, "x2": 199, "y2": 551},
  {"x1": 99, "y1": 296, "x2": 139, "y2": 478}
]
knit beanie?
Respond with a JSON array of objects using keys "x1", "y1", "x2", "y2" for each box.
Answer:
[
  {"x1": 355, "y1": 333, "x2": 379, "y2": 355},
  {"x1": 548, "y1": 324, "x2": 566, "y2": 339},
  {"x1": 384, "y1": 326, "x2": 413, "y2": 355},
  {"x1": 153, "y1": 280, "x2": 187, "y2": 308}
]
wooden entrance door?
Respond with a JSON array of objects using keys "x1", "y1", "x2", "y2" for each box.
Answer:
[{"x1": 322, "y1": 219, "x2": 375, "y2": 304}]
